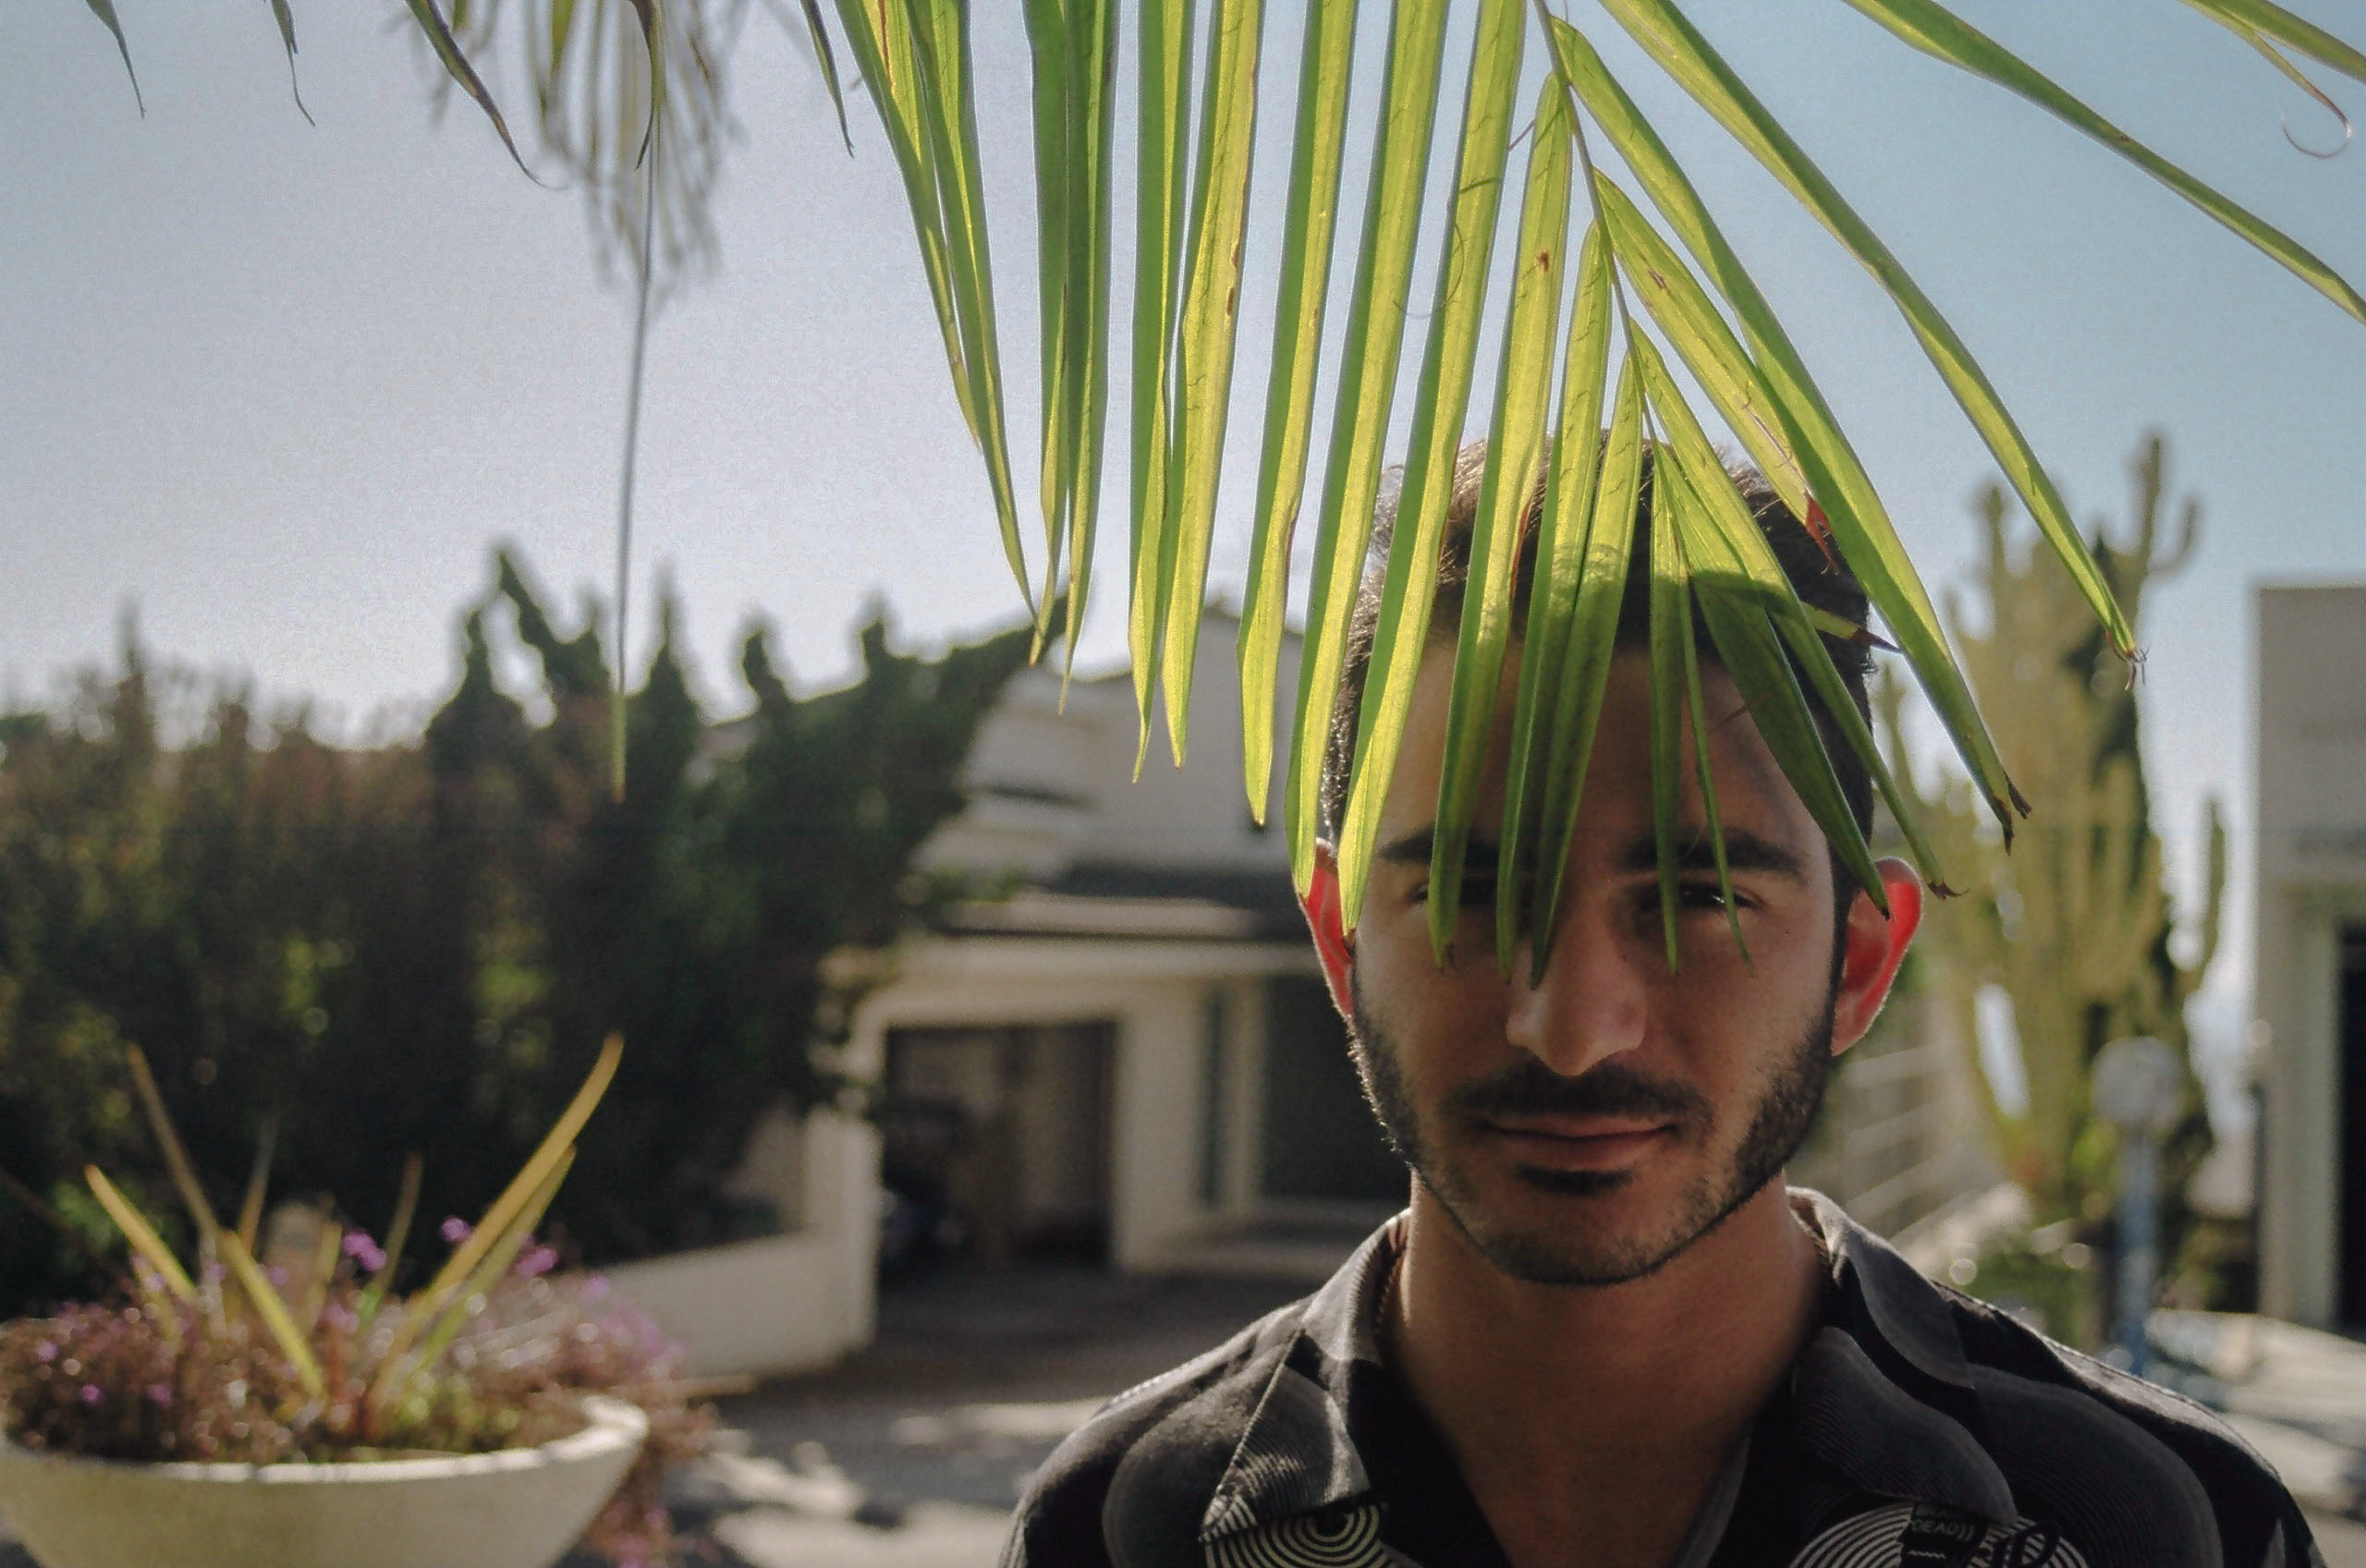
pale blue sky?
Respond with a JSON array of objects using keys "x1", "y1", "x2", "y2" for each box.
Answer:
[{"x1": 4, "y1": 1, "x2": 2360, "y2": 1029}]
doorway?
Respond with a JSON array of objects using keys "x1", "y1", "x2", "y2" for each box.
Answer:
[
  {"x1": 881, "y1": 1021, "x2": 1116, "y2": 1269},
  {"x1": 2338, "y1": 924, "x2": 2365, "y2": 1328}
]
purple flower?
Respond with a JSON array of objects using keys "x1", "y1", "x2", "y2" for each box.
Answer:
[
  {"x1": 322, "y1": 1302, "x2": 360, "y2": 1334},
  {"x1": 439, "y1": 1217, "x2": 472, "y2": 1246},
  {"x1": 78, "y1": 1384, "x2": 102, "y2": 1406},
  {"x1": 145, "y1": 1383, "x2": 173, "y2": 1408},
  {"x1": 342, "y1": 1232, "x2": 387, "y2": 1273},
  {"x1": 581, "y1": 1274, "x2": 610, "y2": 1303},
  {"x1": 31, "y1": 1342, "x2": 55, "y2": 1364},
  {"x1": 515, "y1": 1244, "x2": 558, "y2": 1279}
]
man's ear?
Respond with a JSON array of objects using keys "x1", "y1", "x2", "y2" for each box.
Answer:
[
  {"x1": 1299, "y1": 846, "x2": 1355, "y2": 1022},
  {"x1": 1830, "y1": 856, "x2": 1923, "y2": 1057}
]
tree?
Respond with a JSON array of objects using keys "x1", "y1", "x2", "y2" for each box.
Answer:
[
  {"x1": 0, "y1": 553, "x2": 1030, "y2": 1311},
  {"x1": 1884, "y1": 432, "x2": 2224, "y2": 1239},
  {"x1": 67, "y1": 1, "x2": 2360, "y2": 962}
]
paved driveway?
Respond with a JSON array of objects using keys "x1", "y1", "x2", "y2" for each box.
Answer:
[
  {"x1": 677, "y1": 1263, "x2": 2366, "y2": 1568},
  {"x1": 683, "y1": 1262, "x2": 1305, "y2": 1568}
]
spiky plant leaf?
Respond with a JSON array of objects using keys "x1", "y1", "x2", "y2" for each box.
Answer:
[
  {"x1": 1239, "y1": 0, "x2": 1361, "y2": 820},
  {"x1": 1334, "y1": 0, "x2": 1527, "y2": 929},
  {"x1": 1157, "y1": 0, "x2": 1268, "y2": 761},
  {"x1": 1282, "y1": 0, "x2": 1454, "y2": 890},
  {"x1": 1498, "y1": 222, "x2": 1614, "y2": 967},
  {"x1": 1836, "y1": 0, "x2": 2362, "y2": 321},
  {"x1": 1430, "y1": 68, "x2": 1576, "y2": 961}
]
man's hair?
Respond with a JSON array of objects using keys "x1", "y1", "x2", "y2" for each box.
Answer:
[{"x1": 1319, "y1": 437, "x2": 1876, "y2": 871}]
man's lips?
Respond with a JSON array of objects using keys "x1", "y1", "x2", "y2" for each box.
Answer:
[{"x1": 1479, "y1": 1118, "x2": 1676, "y2": 1169}]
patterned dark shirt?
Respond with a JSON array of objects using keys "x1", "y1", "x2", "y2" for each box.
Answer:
[{"x1": 1000, "y1": 1191, "x2": 2322, "y2": 1568}]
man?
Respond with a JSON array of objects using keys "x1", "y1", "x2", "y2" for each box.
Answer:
[{"x1": 1001, "y1": 444, "x2": 2318, "y2": 1568}]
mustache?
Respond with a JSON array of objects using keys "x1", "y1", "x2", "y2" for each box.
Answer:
[{"x1": 1441, "y1": 1056, "x2": 1711, "y2": 1129}]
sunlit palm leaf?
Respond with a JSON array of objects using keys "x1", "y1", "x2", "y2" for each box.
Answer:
[
  {"x1": 1526, "y1": 353, "x2": 1645, "y2": 977},
  {"x1": 265, "y1": 0, "x2": 314, "y2": 125},
  {"x1": 2225, "y1": 18, "x2": 2356, "y2": 152},
  {"x1": 1636, "y1": 339, "x2": 1885, "y2": 906},
  {"x1": 1239, "y1": 0, "x2": 1360, "y2": 821},
  {"x1": 1646, "y1": 360, "x2": 1955, "y2": 889},
  {"x1": 403, "y1": 0, "x2": 541, "y2": 178},
  {"x1": 1597, "y1": 170, "x2": 1957, "y2": 887},
  {"x1": 1595, "y1": 0, "x2": 2137, "y2": 662},
  {"x1": 82, "y1": 0, "x2": 143, "y2": 114},
  {"x1": 830, "y1": 0, "x2": 980, "y2": 444},
  {"x1": 1592, "y1": 178, "x2": 1808, "y2": 519},
  {"x1": 1499, "y1": 223, "x2": 1614, "y2": 967},
  {"x1": 1156, "y1": 0, "x2": 1268, "y2": 763},
  {"x1": 1062, "y1": 0, "x2": 1118, "y2": 679},
  {"x1": 908, "y1": 0, "x2": 1029, "y2": 610},
  {"x1": 1545, "y1": 17, "x2": 2027, "y2": 836},
  {"x1": 1128, "y1": 0, "x2": 1198, "y2": 757},
  {"x1": 1282, "y1": 0, "x2": 1455, "y2": 890},
  {"x1": 1026, "y1": 0, "x2": 1118, "y2": 668},
  {"x1": 1645, "y1": 443, "x2": 1691, "y2": 972},
  {"x1": 2176, "y1": 0, "x2": 2366, "y2": 80},
  {"x1": 1677, "y1": 555, "x2": 1750, "y2": 966},
  {"x1": 1334, "y1": 0, "x2": 1527, "y2": 929},
  {"x1": 796, "y1": 0, "x2": 854, "y2": 151},
  {"x1": 1430, "y1": 70, "x2": 1575, "y2": 962},
  {"x1": 1027, "y1": 0, "x2": 1078, "y2": 638},
  {"x1": 1837, "y1": 0, "x2": 2363, "y2": 322}
]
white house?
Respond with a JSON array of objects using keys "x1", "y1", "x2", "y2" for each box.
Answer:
[
  {"x1": 2252, "y1": 582, "x2": 2366, "y2": 1331},
  {"x1": 634, "y1": 607, "x2": 2003, "y2": 1374},
  {"x1": 843, "y1": 611, "x2": 1405, "y2": 1281}
]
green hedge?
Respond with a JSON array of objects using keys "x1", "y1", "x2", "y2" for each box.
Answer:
[{"x1": 0, "y1": 552, "x2": 1029, "y2": 1314}]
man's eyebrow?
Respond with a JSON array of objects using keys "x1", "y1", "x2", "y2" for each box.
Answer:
[
  {"x1": 1374, "y1": 828, "x2": 1504, "y2": 869},
  {"x1": 1614, "y1": 829, "x2": 1807, "y2": 881}
]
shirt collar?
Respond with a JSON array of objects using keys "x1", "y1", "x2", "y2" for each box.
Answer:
[
  {"x1": 1789, "y1": 1191, "x2": 2018, "y2": 1523},
  {"x1": 1196, "y1": 1214, "x2": 1401, "y2": 1543},
  {"x1": 1197, "y1": 1193, "x2": 2022, "y2": 1544}
]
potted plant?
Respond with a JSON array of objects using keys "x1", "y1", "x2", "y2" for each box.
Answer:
[{"x1": 0, "y1": 1035, "x2": 711, "y2": 1568}]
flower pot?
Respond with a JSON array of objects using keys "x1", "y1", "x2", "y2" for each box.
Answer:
[{"x1": 0, "y1": 1393, "x2": 645, "y2": 1568}]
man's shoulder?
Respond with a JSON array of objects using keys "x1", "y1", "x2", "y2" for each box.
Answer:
[
  {"x1": 1935, "y1": 1282, "x2": 2317, "y2": 1562},
  {"x1": 1000, "y1": 1294, "x2": 1310, "y2": 1568},
  {"x1": 1799, "y1": 1197, "x2": 2316, "y2": 1565}
]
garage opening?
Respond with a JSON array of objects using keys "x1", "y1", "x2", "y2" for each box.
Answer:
[{"x1": 881, "y1": 1022, "x2": 1115, "y2": 1269}]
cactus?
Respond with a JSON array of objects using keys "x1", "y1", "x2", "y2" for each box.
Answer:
[{"x1": 1884, "y1": 432, "x2": 2224, "y2": 1222}]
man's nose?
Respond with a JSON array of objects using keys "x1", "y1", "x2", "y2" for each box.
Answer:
[{"x1": 1505, "y1": 896, "x2": 1648, "y2": 1076}]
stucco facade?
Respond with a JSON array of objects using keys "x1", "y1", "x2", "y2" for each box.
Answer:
[{"x1": 2253, "y1": 582, "x2": 2366, "y2": 1330}]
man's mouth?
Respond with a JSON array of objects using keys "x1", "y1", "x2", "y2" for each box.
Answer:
[{"x1": 1479, "y1": 1118, "x2": 1677, "y2": 1170}]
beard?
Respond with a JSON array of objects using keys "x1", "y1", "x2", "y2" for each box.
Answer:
[{"x1": 1348, "y1": 973, "x2": 1835, "y2": 1287}]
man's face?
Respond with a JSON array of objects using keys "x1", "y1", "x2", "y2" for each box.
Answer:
[{"x1": 1319, "y1": 648, "x2": 1885, "y2": 1287}]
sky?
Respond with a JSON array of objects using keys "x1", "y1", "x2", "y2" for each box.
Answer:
[{"x1": 5, "y1": 1, "x2": 2361, "y2": 1048}]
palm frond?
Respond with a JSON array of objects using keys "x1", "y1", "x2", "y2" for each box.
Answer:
[{"x1": 293, "y1": 0, "x2": 2363, "y2": 957}]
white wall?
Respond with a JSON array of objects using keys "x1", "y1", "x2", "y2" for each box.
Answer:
[
  {"x1": 2253, "y1": 583, "x2": 2366, "y2": 1327},
  {"x1": 604, "y1": 1108, "x2": 878, "y2": 1379},
  {"x1": 848, "y1": 937, "x2": 1322, "y2": 1272},
  {"x1": 921, "y1": 613, "x2": 1305, "y2": 884}
]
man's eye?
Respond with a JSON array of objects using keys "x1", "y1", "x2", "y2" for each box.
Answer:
[
  {"x1": 1636, "y1": 881, "x2": 1742, "y2": 920},
  {"x1": 1409, "y1": 874, "x2": 1516, "y2": 909}
]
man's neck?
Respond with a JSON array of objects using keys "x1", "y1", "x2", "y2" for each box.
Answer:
[{"x1": 1383, "y1": 1181, "x2": 1825, "y2": 1568}]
